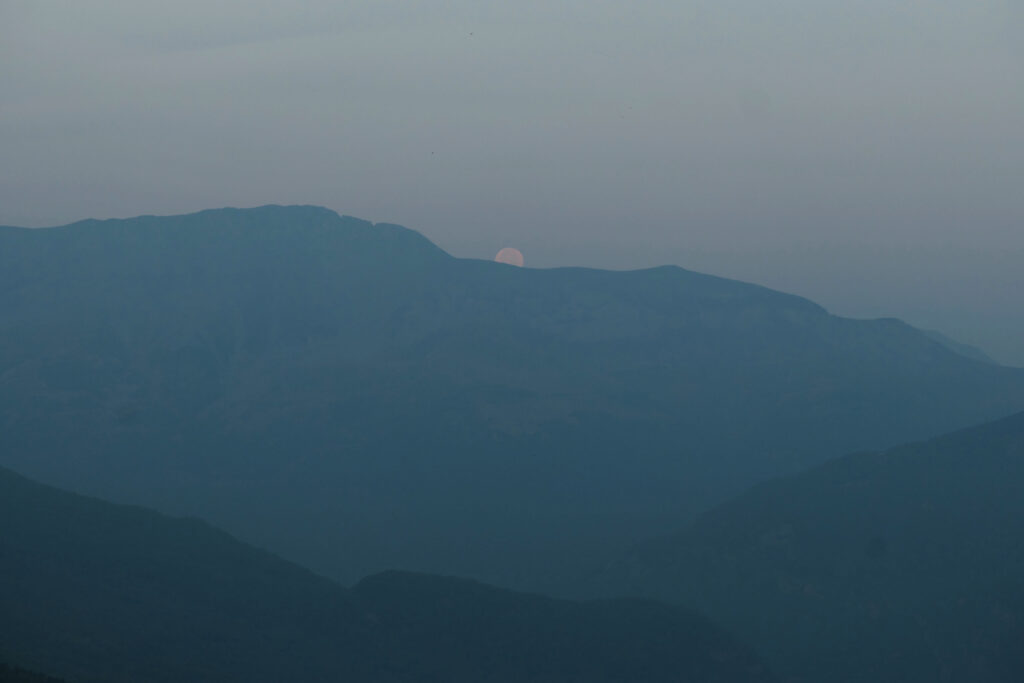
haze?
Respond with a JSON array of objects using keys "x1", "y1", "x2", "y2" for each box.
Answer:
[{"x1": 2, "y1": 1, "x2": 1021, "y2": 362}]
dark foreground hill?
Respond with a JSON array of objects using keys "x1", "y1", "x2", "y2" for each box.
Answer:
[
  {"x1": 0, "y1": 664, "x2": 65, "y2": 683},
  {"x1": 595, "y1": 411, "x2": 1024, "y2": 683},
  {"x1": 0, "y1": 465, "x2": 771, "y2": 683},
  {"x1": 3, "y1": 205, "x2": 1024, "y2": 588}
]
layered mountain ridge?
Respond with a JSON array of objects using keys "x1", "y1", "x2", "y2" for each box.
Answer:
[
  {"x1": 0, "y1": 463, "x2": 772, "y2": 683},
  {"x1": 3, "y1": 205, "x2": 1024, "y2": 588},
  {"x1": 594, "y1": 410, "x2": 1024, "y2": 682}
]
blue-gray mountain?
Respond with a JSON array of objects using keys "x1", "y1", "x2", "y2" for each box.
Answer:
[
  {"x1": 2, "y1": 205, "x2": 1024, "y2": 588},
  {"x1": 593, "y1": 410, "x2": 1024, "y2": 682},
  {"x1": 0, "y1": 464, "x2": 772, "y2": 683}
]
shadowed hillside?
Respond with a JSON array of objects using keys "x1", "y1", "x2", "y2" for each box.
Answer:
[
  {"x1": 3, "y1": 205, "x2": 1024, "y2": 587},
  {"x1": 595, "y1": 411, "x2": 1024, "y2": 682},
  {"x1": 0, "y1": 664, "x2": 65, "y2": 683},
  {"x1": 0, "y1": 464, "x2": 772, "y2": 683}
]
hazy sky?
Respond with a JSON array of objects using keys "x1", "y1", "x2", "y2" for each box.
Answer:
[{"x1": 2, "y1": 1, "x2": 1022, "y2": 362}]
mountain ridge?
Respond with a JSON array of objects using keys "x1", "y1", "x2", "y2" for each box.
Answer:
[
  {"x1": 593, "y1": 409, "x2": 1024, "y2": 682},
  {"x1": 2, "y1": 205, "x2": 1023, "y2": 588},
  {"x1": 0, "y1": 462, "x2": 773, "y2": 683},
  {"x1": 1, "y1": 204, "x2": 988, "y2": 361},
  {"x1": 0, "y1": 205, "x2": 831, "y2": 318}
]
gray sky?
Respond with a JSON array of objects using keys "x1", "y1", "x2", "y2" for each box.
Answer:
[{"x1": 2, "y1": 1, "x2": 1022, "y2": 363}]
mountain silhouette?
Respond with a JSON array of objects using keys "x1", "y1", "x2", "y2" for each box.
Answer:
[
  {"x1": 595, "y1": 410, "x2": 1024, "y2": 682},
  {"x1": 0, "y1": 464, "x2": 772, "y2": 683},
  {"x1": 3, "y1": 205, "x2": 1024, "y2": 587}
]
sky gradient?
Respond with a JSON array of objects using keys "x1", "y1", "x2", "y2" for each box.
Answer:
[{"x1": 2, "y1": 1, "x2": 1022, "y2": 362}]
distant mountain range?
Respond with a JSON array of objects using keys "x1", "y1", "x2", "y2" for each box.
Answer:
[
  {"x1": 594, "y1": 410, "x2": 1024, "y2": 682},
  {"x1": 0, "y1": 464, "x2": 772, "y2": 683},
  {"x1": 3, "y1": 205, "x2": 1024, "y2": 588},
  {"x1": 920, "y1": 328, "x2": 996, "y2": 364}
]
